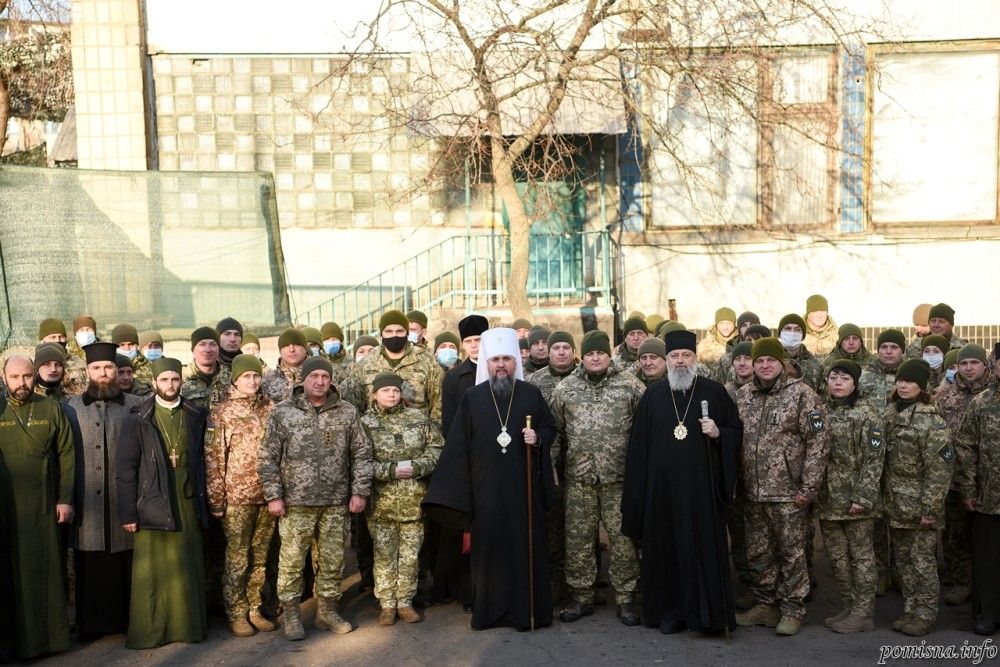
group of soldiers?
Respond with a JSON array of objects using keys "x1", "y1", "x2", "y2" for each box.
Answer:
[{"x1": 2, "y1": 293, "x2": 999, "y2": 657}]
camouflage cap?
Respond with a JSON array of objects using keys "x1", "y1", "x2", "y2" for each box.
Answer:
[
  {"x1": 751, "y1": 337, "x2": 786, "y2": 361},
  {"x1": 38, "y1": 318, "x2": 66, "y2": 339}
]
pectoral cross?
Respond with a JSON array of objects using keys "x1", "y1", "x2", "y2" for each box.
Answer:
[{"x1": 169, "y1": 449, "x2": 179, "y2": 468}]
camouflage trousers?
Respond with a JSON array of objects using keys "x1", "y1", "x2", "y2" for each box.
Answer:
[
  {"x1": 943, "y1": 489, "x2": 973, "y2": 588},
  {"x1": 745, "y1": 501, "x2": 810, "y2": 619},
  {"x1": 890, "y1": 527, "x2": 939, "y2": 622},
  {"x1": 277, "y1": 505, "x2": 348, "y2": 603},
  {"x1": 370, "y1": 519, "x2": 422, "y2": 609},
  {"x1": 819, "y1": 518, "x2": 876, "y2": 617},
  {"x1": 874, "y1": 517, "x2": 894, "y2": 580},
  {"x1": 564, "y1": 480, "x2": 638, "y2": 605},
  {"x1": 725, "y1": 494, "x2": 751, "y2": 586},
  {"x1": 221, "y1": 505, "x2": 276, "y2": 622},
  {"x1": 545, "y1": 481, "x2": 566, "y2": 598}
]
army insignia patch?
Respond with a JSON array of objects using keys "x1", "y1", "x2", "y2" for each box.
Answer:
[
  {"x1": 808, "y1": 410, "x2": 824, "y2": 433},
  {"x1": 939, "y1": 445, "x2": 956, "y2": 463},
  {"x1": 870, "y1": 427, "x2": 883, "y2": 451}
]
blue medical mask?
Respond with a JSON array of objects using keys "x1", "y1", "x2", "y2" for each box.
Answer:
[
  {"x1": 923, "y1": 352, "x2": 944, "y2": 370},
  {"x1": 144, "y1": 348, "x2": 163, "y2": 362},
  {"x1": 408, "y1": 331, "x2": 421, "y2": 344},
  {"x1": 945, "y1": 368, "x2": 957, "y2": 383},
  {"x1": 324, "y1": 341, "x2": 341, "y2": 355},
  {"x1": 118, "y1": 347, "x2": 137, "y2": 360},
  {"x1": 309, "y1": 345, "x2": 322, "y2": 357},
  {"x1": 436, "y1": 348, "x2": 459, "y2": 366}
]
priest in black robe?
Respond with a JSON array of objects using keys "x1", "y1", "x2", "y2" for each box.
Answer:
[
  {"x1": 621, "y1": 329, "x2": 742, "y2": 635},
  {"x1": 423, "y1": 327, "x2": 556, "y2": 631}
]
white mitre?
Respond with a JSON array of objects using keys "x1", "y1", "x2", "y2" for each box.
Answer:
[{"x1": 474, "y1": 327, "x2": 525, "y2": 385}]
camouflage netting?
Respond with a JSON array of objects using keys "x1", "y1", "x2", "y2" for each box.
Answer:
[{"x1": 0, "y1": 165, "x2": 290, "y2": 348}]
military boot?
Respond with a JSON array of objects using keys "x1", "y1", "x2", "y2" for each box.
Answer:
[
  {"x1": 775, "y1": 616, "x2": 801, "y2": 636},
  {"x1": 901, "y1": 616, "x2": 935, "y2": 637},
  {"x1": 249, "y1": 609, "x2": 276, "y2": 632},
  {"x1": 397, "y1": 606, "x2": 423, "y2": 623},
  {"x1": 944, "y1": 585, "x2": 970, "y2": 606},
  {"x1": 229, "y1": 616, "x2": 256, "y2": 637},
  {"x1": 617, "y1": 602, "x2": 640, "y2": 627},
  {"x1": 736, "y1": 603, "x2": 780, "y2": 628},
  {"x1": 824, "y1": 609, "x2": 850, "y2": 628},
  {"x1": 315, "y1": 597, "x2": 354, "y2": 634},
  {"x1": 829, "y1": 613, "x2": 874, "y2": 634},
  {"x1": 282, "y1": 600, "x2": 305, "y2": 641},
  {"x1": 891, "y1": 613, "x2": 913, "y2": 632},
  {"x1": 559, "y1": 599, "x2": 595, "y2": 623},
  {"x1": 379, "y1": 607, "x2": 397, "y2": 626}
]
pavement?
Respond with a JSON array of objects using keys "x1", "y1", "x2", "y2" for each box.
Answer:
[{"x1": 41, "y1": 541, "x2": 993, "y2": 666}]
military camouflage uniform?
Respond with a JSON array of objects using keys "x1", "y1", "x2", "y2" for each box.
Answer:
[
  {"x1": 611, "y1": 342, "x2": 639, "y2": 370},
  {"x1": 260, "y1": 386, "x2": 373, "y2": 605},
  {"x1": 883, "y1": 399, "x2": 953, "y2": 623},
  {"x1": 697, "y1": 328, "x2": 736, "y2": 367},
  {"x1": 208, "y1": 386, "x2": 276, "y2": 623},
  {"x1": 342, "y1": 343, "x2": 443, "y2": 425},
  {"x1": 735, "y1": 374, "x2": 830, "y2": 620},
  {"x1": 528, "y1": 362, "x2": 577, "y2": 597},
  {"x1": 786, "y1": 345, "x2": 823, "y2": 392},
  {"x1": 362, "y1": 402, "x2": 443, "y2": 609},
  {"x1": 261, "y1": 362, "x2": 302, "y2": 403},
  {"x1": 955, "y1": 378, "x2": 1000, "y2": 515},
  {"x1": 905, "y1": 334, "x2": 969, "y2": 360},
  {"x1": 859, "y1": 359, "x2": 900, "y2": 411},
  {"x1": 34, "y1": 381, "x2": 67, "y2": 400},
  {"x1": 632, "y1": 364, "x2": 666, "y2": 388},
  {"x1": 821, "y1": 346, "x2": 874, "y2": 379},
  {"x1": 816, "y1": 398, "x2": 884, "y2": 618},
  {"x1": 724, "y1": 375, "x2": 754, "y2": 588},
  {"x1": 181, "y1": 361, "x2": 231, "y2": 415},
  {"x1": 937, "y1": 369, "x2": 993, "y2": 591},
  {"x1": 804, "y1": 317, "x2": 838, "y2": 358},
  {"x1": 550, "y1": 364, "x2": 644, "y2": 605},
  {"x1": 61, "y1": 352, "x2": 87, "y2": 397},
  {"x1": 131, "y1": 352, "x2": 153, "y2": 389}
]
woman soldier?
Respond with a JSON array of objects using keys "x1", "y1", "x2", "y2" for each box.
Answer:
[
  {"x1": 882, "y1": 359, "x2": 954, "y2": 637},
  {"x1": 360, "y1": 372, "x2": 443, "y2": 626},
  {"x1": 816, "y1": 359, "x2": 885, "y2": 633}
]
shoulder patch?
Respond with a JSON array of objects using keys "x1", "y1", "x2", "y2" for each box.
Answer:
[
  {"x1": 938, "y1": 444, "x2": 956, "y2": 463},
  {"x1": 869, "y1": 426, "x2": 883, "y2": 452},
  {"x1": 808, "y1": 410, "x2": 824, "y2": 433}
]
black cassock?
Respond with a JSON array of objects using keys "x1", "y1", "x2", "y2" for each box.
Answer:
[
  {"x1": 422, "y1": 379, "x2": 556, "y2": 630},
  {"x1": 621, "y1": 376, "x2": 742, "y2": 633}
]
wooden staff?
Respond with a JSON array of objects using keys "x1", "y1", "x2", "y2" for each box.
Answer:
[{"x1": 526, "y1": 414, "x2": 535, "y2": 632}]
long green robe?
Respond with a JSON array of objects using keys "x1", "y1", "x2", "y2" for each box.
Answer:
[
  {"x1": 125, "y1": 403, "x2": 207, "y2": 649},
  {"x1": 0, "y1": 394, "x2": 73, "y2": 659}
]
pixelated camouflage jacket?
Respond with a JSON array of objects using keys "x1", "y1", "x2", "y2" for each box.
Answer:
[
  {"x1": 611, "y1": 341, "x2": 639, "y2": 368},
  {"x1": 261, "y1": 361, "x2": 302, "y2": 403},
  {"x1": 905, "y1": 334, "x2": 969, "y2": 360},
  {"x1": 206, "y1": 387, "x2": 274, "y2": 511},
  {"x1": 131, "y1": 352, "x2": 154, "y2": 387},
  {"x1": 815, "y1": 398, "x2": 885, "y2": 521},
  {"x1": 954, "y1": 380, "x2": 1000, "y2": 515},
  {"x1": 736, "y1": 373, "x2": 831, "y2": 503},
  {"x1": 61, "y1": 352, "x2": 88, "y2": 397},
  {"x1": 804, "y1": 316, "x2": 838, "y2": 358},
  {"x1": 858, "y1": 358, "x2": 900, "y2": 411},
  {"x1": 881, "y1": 400, "x2": 953, "y2": 528},
  {"x1": 181, "y1": 360, "x2": 231, "y2": 416},
  {"x1": 935, "y1": 368, "x2": 992, "y2": 491},
  {"x1": 550, "y1": 363, "x2": 645, "y2": 484},
  {"x1": 786, "y1": 345, "x2": 823, "y2": 392},
  {"x1": 361, "y1": 402, "x2": 443, "y2": 522},
  {"x1": 528, "y1": 362, "x2": 577, "y2": 469},
  {"x1": 724, "y1": 375, "x2": 753, "y2": 404},
  {"x1": 259, "y1": 385, "x2": 373, "y2": 506},
  {"x1": 341, "y1": 343, "x2": 443, "y2": 426},
  {"x1": 697, "y1": 329, "x2": 736, "y2": 366}
]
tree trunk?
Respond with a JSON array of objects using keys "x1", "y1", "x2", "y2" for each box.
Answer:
[
  {"x1": 0, "y1": 72, "x2": 10, "y2": 157},
  {"x1": 491, "y1": 140, "x2": 532, "y2": 320}
]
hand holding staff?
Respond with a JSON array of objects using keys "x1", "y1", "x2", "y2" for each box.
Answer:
[{"x1": 525, "y1": 414, "x2": 535, "y2": 632}]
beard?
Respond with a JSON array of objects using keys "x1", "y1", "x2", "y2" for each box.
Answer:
[
  {"x1": 667, "y1": 365, "x2": 695, "y2": 392},
  {"x1": 86, "y1": 379, "x2": 122, "y2": 401},
  {"x1": 9, "y1": 385, "x2": 32, "y2": 401},
  {"x1": 489, "y1": 375, "x2": 514, "y2": 399},
  {"x1": 156, "y1": 386, "x2": 181, "y2": 402}
]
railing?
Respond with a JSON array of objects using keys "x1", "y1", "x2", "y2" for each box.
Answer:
[{"x1": 298, "y1": 230, "x2": 617, "y2": 337}]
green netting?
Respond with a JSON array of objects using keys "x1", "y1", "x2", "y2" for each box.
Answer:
[{"x1": 0, "y1": 165, "x2": 290, "y2": 347}]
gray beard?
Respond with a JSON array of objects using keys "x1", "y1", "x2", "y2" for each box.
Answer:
[
  {"x1": 489, "y1": 375, "x2": 513, "y2": 399},
  {"x1": 667, "y1": 366, "x2": 695, "y2": 392}
]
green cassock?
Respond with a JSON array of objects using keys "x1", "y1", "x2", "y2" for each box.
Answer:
[
  {"x1": 0, "y1": 394, "x2": 74, "y2": 659},
  {"x1": 125, "y1": 402, "x2": 207, "y2": 649}
]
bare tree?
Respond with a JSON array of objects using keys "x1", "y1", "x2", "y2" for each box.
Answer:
[
  {"x1": 307, "y1": 0, "x2": 874, "y2": 318},
  {"x1": 0, "y1": 0, "x2": 72, "y2": 152}
]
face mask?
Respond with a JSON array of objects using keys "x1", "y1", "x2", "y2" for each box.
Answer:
[
  {"x1": 923, "y1": 352, "x2": 944, "y2": 369},
  {"x1": 324, "y1": 341, "x2": 341, "y2": 355},
  {"x1": 118, "y1": 347, "x2": 137, "y2": 360},
  {"x1": 75, "y1": 331, "x2": 96, "y2": 347},
  {"x1": 145, "y1": 348, "x2": 163, "y2": 362},
  {"x1": 436, "y1": 348, "x2": 458, "y2": 366},
  {"x1": 945, "y1": 368, "x2": 957, "y2": 383},
  {"x1": 383, "y1": 335, "x2": 408, "y2": 353},
  {"x1": 309, "y1": 345, "x2": 322, "y2": 357},
  {"x1": 407, "y1": 332, "x2": 421, "y2": 344},
  {"x1": 779, "y1": 330, "x2": 803, "y2": 349}
]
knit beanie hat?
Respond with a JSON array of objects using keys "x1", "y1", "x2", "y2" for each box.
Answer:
[
  {"x1": 779, "y1": 314, "x2": 807, "y2": 331},
  {"x1": 301, "y1": 356, "x2": 334, "y2": 378},
  {"x1": 115, "y1": 353, "x2": 132, "y2": 369},
  {"x1": 372, "y1": 372, "x2": 403, "y2": 391},
  {"x1": 752, "y1": 337, "x2": 787, "y2": 361},
  {"x1": 353, "y1": 335, "x2": 378, "y2": 354},
  {"x1": 302, "y1": 326, "x2": 323, "y2": 346},
  {"x1": 73, "y1": 314, "x2": 97, "y2": 332},
  {"x1": 645, "y1": 314, "x2": 665, "y2": 334},
  {"x1": 957, "y1": 343, "x2": 988, "y2": 365},
  {"x1": 190, "y1": 326, "x2": 220, "y2": 350},
  {"x1": 622, "y1": 316, "x2": 648, "y2": 335},
  {"x1": 944, "y1": 349, "x2": 960, "y2": 370},
  {"x1": 744, "y1": 324, "x2": 772, "y2": 340},
  {"x1": 278, "y1": 327, "x2": 307, "y2": 350},
  {"x1": 657, "y1": 320, "x2": 686, "y2": 337},
  {"x1": 928, "y1": 303, "x2": 955, "y2": 325},
  {"x1": 921, "y1": 335, "x2": 949, "y2": 353},
  {"x1": 715, "y1": 307, "x2": 737, "y2": 324},
  {"x1": 806, "y1": 294, "x2": 829, "y2": 313},
  {"x1": 731, "y1": 341, "x2": 753, "y2": 359},
  {"x1": 406, "y1": 310, "x2": 428, "y2": 328},
  {"x1": 242, "y1": 333, "x2": 260, "y2": 347},
  {"x1": 580, "y1": 330, "x2": 611, "y2": 356},
  {"x1": 896, "y1": 359, "x2": 931, "y2": 390},
  {"x1": 637, "y1": 337, "x2": 666, "y2": 359},
  {"x1": 510, "y1": 318, "x2": 533, "y2": 331},
  {"x1": 33, "y1": 343, "x2": 66, "y2": 370},
  {"x1": 321, "y1": 322, "x2": 344, "y2": 341},
  {"x1": 434, "y1": 332, "x2": 460, "y2": 350},
  {"x1": 912, "y1": 303, "x2": 932, "y2": 327},
  {"x1": 38, "y1": 318, "x2": 66, "y2": 339},
  {"x1": 837, "y1": 323, "x2": 864, "y2": 345},
  {"x1": 737, "y1": 312, "x2": 760, "y2": 328},
  {"x1": 379, "y1": 310, "x2": 409, "y2": 332},
  {"x1": 215, "y1": 317, "x2": 244, "y2": 335},
  {"x1": 231, "y1": 354, "x2": 263, "y2": 381},
  {"x1": 877, "y1": 329, "x2": 906, "y2": 350},
  {"x1": 139, "y1": 330, "x2": 163, "y2": 349},
  {"x1": 547, "y1": 330, "x2": 575, "y2": 350},
  {"x1": 111, "y1": 323, "x2": 139, "y2": 345},
  {"x1": 827, "y1": 359, "x2": 862, "y2": 383},
  {"x1": 528, "y1": 326, "x2": 552, "y2": 346}
]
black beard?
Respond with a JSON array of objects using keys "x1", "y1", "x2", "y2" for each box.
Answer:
[
  {"x1": 155, "y1": 388, "x2": 180, "y2": 403},
  {"x1": 86, "y1": 381, "x2": 122, "y2": 401},
  {"x1": 489, "y1": 375, "x2": 513, "y2": 399}
]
